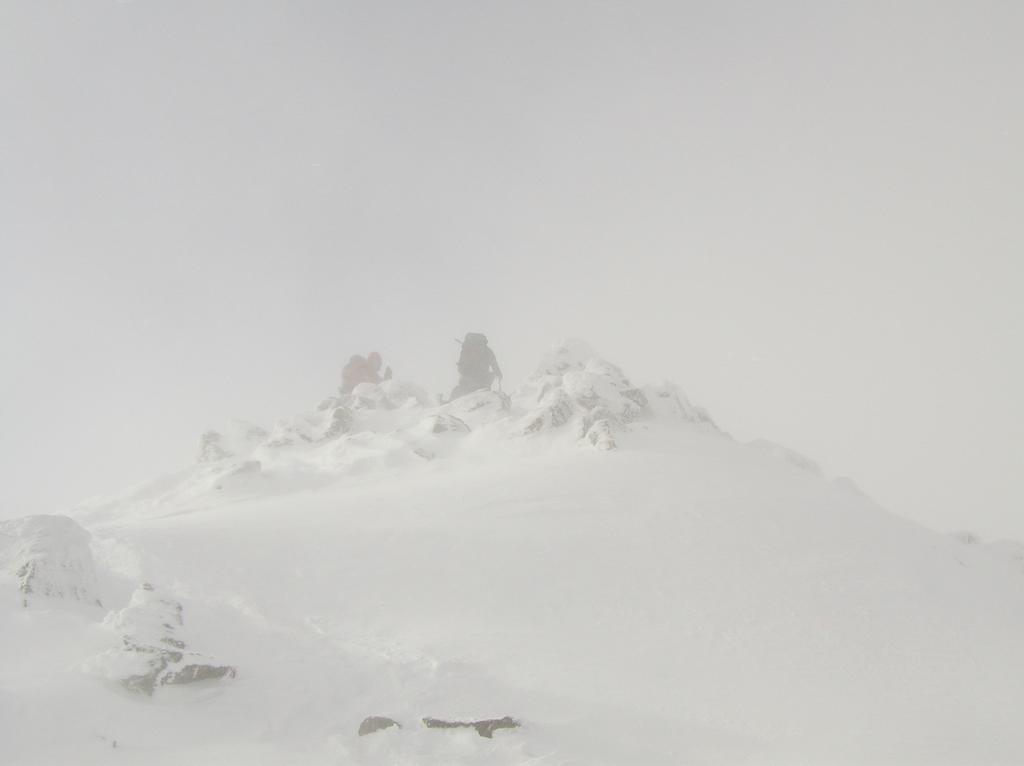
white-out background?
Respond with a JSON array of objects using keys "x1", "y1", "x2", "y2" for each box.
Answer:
[{"x1": 1, "y1": 1, "x2": 1021, "y2": 539}]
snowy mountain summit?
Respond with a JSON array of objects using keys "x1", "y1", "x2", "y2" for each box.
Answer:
[
  {"x1": 72, "y1": 340, "x2": 719, "y2": 525},
  {"x1": 224, "y1": 337, "x2": 715, "y2": 455},
  {"x1": 3, "y1": 340, "x2": 1024, "y2": 765}
]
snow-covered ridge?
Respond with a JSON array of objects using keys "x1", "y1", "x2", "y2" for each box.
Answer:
[
  {"x1": 215, "y1": 338, "x2": 719, "y2": 459},
  {"x1": 70, "y1": 340, "x2": 728, "y2": 523}
]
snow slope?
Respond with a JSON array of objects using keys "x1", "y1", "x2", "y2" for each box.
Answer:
[{"x1": 2, "y1": 340, "x2": 1023, "y2": 765}]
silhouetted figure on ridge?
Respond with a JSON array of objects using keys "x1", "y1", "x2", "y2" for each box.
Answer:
[
  {"x1": 341, "y1": 351, "x2": 391, "y2": 394},
  {"x1": 449, "y1": 333, "x2": 502, "y2": 400}
]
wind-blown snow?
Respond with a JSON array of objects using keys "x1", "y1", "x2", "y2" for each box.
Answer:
[{"x1": 2, "y1": 340, "x2": 1023, "y2": 765}]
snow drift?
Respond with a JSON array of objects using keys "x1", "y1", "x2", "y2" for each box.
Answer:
[{"x1": 2, "y1": 340, "x2": 1023, "y2": 765}]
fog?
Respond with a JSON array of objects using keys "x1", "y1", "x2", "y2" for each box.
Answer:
[{"x1": 2, "y1": 0, "x2": 1022, "y2": 540}]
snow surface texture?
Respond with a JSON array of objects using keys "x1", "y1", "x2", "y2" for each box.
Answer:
[{"x1": 2, "y1": 339, "x2": 1024, "y2": 765}]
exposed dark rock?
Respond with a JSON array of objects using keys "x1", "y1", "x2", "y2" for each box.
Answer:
[
  {"x1": 358, "y1": 716, "x2": 401, "y2": 736},
  {"x1": 163, "y1": 663, "x2": 237, "y2": 686},
  {"x1": 422, "y1": 716, "x2": 520, "y2": 738},
  {"x1": 427, "y1": 414, "x2": 471, "y2": 434},
  {"x1": 521, "y1": 389, "x2": 574, "y2": 434},
  {"x1": 321, "y1": 406, "x2": 355, "y2": 440}
]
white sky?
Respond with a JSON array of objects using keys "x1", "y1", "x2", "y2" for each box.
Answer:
[{"x1": 2, "y1": 1, "x2": 1022, "y2": 539}]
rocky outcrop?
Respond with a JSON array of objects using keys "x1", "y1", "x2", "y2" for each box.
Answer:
[
  {"x1": 198, "y1": 431, "x2": 232, "y2": 462},
  {"x1": 438, "y1": 390, "x2": 511, "y2": 430},
  {"x1": 561, "y1": 362, "x2": 648, "y2": 425},
  {"x1": 265, "y1": 416, "x2": 319, "y2": 448},
  {"x1": 185, "y1": 342, "x2": 716, "y2": 478},
  {"x1": 424, "y1": 414, "x2": 471, "y2": 435},
  {"x1": 515, "y1": 340, "x2": 655, "y2": 443},
  {"x1": 103, "y1": 341, "x2": 724, "y2": 519},
  {"x1": 521, "y1": 388, "x2": 575, "y2": 434},
  {"x1": 582, "y1": 417, "x2": 617, "y2": 450},
  {"x1": 86, "y1": 583, "x2": 236, "y2": 695},
  {"x1": 0, "y1": 515, "x2": 103, "y2": 609},
  {"x1": 643, "y1": 382, "x2": 718, "y2": 429},
  {"x1": 422, "y1": 716, "x2": 520, "y2": 738},
  {"x1": 320, "y1": 406, "x2": 355, "y2": 441},
  {"x1": 358, "y1": 716, "x2": 401, "y2": 736},
  {"x1": 197, "y1": 421, "x2": 269, "y2": 463},
  {"x1": 317, "y1": 395, "x2": 345, "y2": 412}
]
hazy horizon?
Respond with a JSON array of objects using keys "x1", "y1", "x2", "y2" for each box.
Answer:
[{"x1": 2, "y1": 0, "x2": 1022, "y2": 540}]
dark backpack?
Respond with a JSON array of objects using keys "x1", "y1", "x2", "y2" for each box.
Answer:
[{"x1": 458, "y1": 333, "x2": 491, "y2": 378}]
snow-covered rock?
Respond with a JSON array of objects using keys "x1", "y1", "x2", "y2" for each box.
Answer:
[
  {"x1": 348, "y1": 380, "x2": 431, "y2": 411},
  {"x1": 518, "y1": 387, "x2": 575, "y2": 435},
  {"x1": 198, "y1": 421, "x2": 268, "y2": 463},
  {"x1": 531, "y1": 338, "x2": 602, "y2": 377},
  {"x1": 84, "y1": 583, "x2": 236, "y2": 695},
  {"x1": 0, "y1": 515, "x2": 103, "y2": 609},
  {"x1": 513, "y1": 340, "x2": 676, "y2": 449},
  {"x1": 438, "y1": 389, "x2": 511, "y2": 429},
  {"x1": 519, "y1": 340, "x2": 647, "y2": 422},
  {"x1": 320, "y1": 405, "x2": 355, "y2": 441},
  {"x1": 581, "y1": 416, "x2": 617, "y2": 450},
  {"x1": 643, "y1": 381, "x2": 718, "y2": 429},
  {"x1": 421, "y1": 413, "x2": 472, "y2": 435}
]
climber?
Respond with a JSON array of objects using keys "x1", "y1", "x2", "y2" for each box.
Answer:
[
  {"x1": 449, "y1": 333, "x2": 502, "y2": 400},
  {"x1": 341, "y1": 351, "x2": 392, "y2": 394}
]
